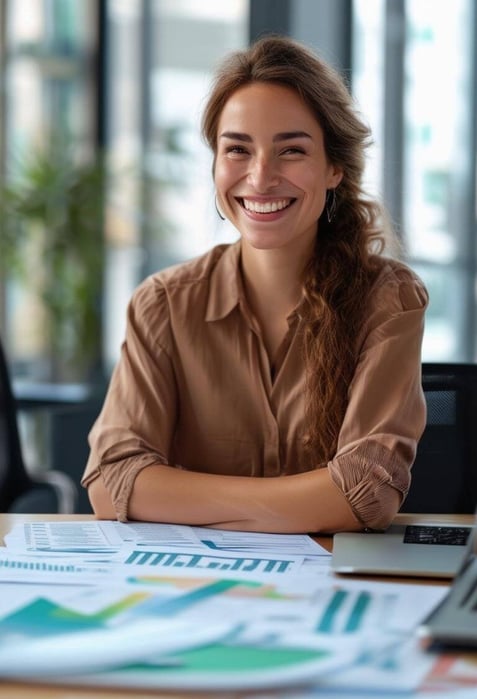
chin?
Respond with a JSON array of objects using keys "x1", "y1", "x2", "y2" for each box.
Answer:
[{"x1": 241, "y1": 236, "x2": 283, "y2": 251}]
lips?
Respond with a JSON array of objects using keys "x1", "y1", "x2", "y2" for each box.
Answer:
[{"x1": 239, "y1": 198, "x2": 295, "y2": 214}]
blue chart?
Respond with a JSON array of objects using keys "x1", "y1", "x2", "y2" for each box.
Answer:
[
  {"x1": 315, "y1": 588, "x2": 396, "y2": 634},
  {"x1": 123, "y1": 550, "x2": 294, "y2": 574}
]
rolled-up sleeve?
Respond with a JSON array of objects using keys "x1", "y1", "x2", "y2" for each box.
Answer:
[
  {"x1": 81, "y1": 278, "x2": 177, "y2": 521},
  {"x1": 328, "y1": 264, "x2": 429, "y2": 530}
]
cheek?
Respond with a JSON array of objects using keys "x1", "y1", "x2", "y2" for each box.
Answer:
[
  {"x1": 214, "y1": 161, "x2": 233, "y2": 193},
  {"x1": 298, "y1": 168, "x2": 328, "y2": 202},
  {"x1": 298, "y1": 168, "x2": 329, "y2": 216},
  {"x1": 214, "y1": 163, "x2": 247, "y2": 210},
  {"x1": 287, "y1": 161, "x2": 325, "y2": 188}
]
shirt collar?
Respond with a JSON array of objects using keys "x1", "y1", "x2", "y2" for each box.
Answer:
[
  {"x1": 205, "y1": 240, "x2": 243, "y2": 321},
  {"x1": 205, "y1": 240, "x2": 307, "y2": 324}
]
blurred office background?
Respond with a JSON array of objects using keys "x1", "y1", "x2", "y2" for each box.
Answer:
[{"x1": 0, "y1": 0, "x2": 476, "y2": 511}]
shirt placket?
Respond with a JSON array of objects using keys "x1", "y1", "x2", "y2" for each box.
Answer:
[{"x1": 240, "y1": 301, "x2": 296, "y2": 477}]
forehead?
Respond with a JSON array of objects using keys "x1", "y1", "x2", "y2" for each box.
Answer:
[{"x1": 218, "y1": 82, "x2": 322, "y2": 134}]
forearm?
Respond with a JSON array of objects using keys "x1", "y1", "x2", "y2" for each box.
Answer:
[{"x1": 126, "y1": 463, "x2": 361, "y2": 533}]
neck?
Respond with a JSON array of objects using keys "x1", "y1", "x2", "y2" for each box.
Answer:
[{"x1": 240, "y1": 241, "x2": 312, "y2": 318}]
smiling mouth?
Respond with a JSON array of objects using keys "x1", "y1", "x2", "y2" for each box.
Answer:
[{"x1": 239, "y1": 198, "x2": 295, "y2": 214}]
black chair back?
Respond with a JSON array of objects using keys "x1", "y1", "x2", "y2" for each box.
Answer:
[
  {"x1": 0, "y1": 339, "x2": 39, "y2": 510},
  {"x1": 0, "y1": 337, "x2": 77, "y2": 513},
  {"x1": 401, "y1": 363, "x2": 477, "y2": 514}
]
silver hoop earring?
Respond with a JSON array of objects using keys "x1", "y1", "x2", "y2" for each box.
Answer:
[
  {"x1": 325, "y1": 189, "x2": 337, "y2": 223},
  {"x1": 215, "y1": 196, "x2": 225, "y2": 221}
]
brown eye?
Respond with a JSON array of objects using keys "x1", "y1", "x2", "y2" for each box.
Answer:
[{"x1": 281, "y1": 146, "x2": 306, "y2": 156}]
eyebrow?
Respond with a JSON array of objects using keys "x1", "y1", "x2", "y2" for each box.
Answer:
[{"x1": 219, "y1": 131, "x2": 312, "y2": 142}]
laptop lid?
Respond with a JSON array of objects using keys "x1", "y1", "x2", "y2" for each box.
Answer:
[{"x1": 331, "y1": 521, "x2": 472, "y2": 579}]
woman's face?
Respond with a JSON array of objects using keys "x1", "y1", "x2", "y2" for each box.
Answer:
[{"x1": 214, "y1": 82, "x2": 343, "y2": 254}]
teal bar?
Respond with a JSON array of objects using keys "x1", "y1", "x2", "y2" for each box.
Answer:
[
  {"x1": 316, "y1": 589, "x2": 348, "y2": 633},
  {"x1": 344, "y1": 591, "x2": 371, "y2": 632},
  {"x1": 151, "y1": 579, "x2": 241, "y2": 617}
]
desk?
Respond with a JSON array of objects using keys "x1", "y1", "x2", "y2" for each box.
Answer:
[
  {"x1": 0, "y1": 510, "x2": 466, "y2": 548},
  {"x1": 0, "y1": 513, "x2": 474, "y2": 699}
]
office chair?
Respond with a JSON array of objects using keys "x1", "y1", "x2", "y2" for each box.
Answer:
[
  {"x1": 401, "y1": 362, "x2": 477, "y2": 514},
  {"x1": 0, "y1": 337, "x2": 77, "y2": 513}
]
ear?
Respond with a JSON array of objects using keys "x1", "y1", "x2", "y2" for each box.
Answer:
[{"x1": 327, "y1": 164, "x2": 343, "y2": 189}]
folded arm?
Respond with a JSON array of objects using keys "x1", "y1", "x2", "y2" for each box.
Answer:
[{"x1": 89, "y1": 463, "x2": 362, "y2": 533}]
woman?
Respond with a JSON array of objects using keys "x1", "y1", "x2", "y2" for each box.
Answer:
[{"x1": 83, "y1": 35, "x2": 428, "y2": 533}]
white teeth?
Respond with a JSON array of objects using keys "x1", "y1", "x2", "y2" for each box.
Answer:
[{"x1": 242, "y1": 198, "x2": 291, "y2": 213}]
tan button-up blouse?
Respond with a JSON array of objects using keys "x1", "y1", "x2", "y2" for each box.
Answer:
[{"x1": 82, "y1": 241, "x2": 428, "y2": 529}]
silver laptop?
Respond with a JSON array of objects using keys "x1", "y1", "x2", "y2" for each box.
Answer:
[
  {"x1": 418, "y1": 517, "x2": 477, "y2": 647},
  {"x1": 332, "y1": 521, "x2": 472, "y2": 579}
]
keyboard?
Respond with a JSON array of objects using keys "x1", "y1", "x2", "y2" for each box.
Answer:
[{"x1": 403, "y1": 525, "x2": 471, "y2": 546}]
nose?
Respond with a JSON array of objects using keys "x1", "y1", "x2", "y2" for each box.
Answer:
[{"x1": 247, "y1": 154, "x2": 280, "y2": 191}]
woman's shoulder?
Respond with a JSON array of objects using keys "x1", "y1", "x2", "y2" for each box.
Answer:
[
  {"x1": 155, "y1": 242, "x2": 238, "y2": 288},
  {"x1": 161, "y1": 242, "x2": 239, "y2": 285},
  {"x1": 369, "y1": 255, "x2": 429, "y2": 312},
  {"x1": 126, "y1": 243, "x2": 240, "y2": 346},
  {"x1": 133, "y1": 242, "x2": 239, "y2": 300}
]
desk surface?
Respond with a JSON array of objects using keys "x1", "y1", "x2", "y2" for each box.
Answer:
[
  {"x1": 0, "y1": 511, "x2": 470, "y2": 551},
  {"x1": 0, "y1": 512, "x2": 473, "y2": 699}
]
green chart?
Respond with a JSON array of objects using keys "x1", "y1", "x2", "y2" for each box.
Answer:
[{"x1": 315, "y1": 588, "x2": 392, "y2": 634}]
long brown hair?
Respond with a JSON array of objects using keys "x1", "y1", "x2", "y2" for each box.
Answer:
[{"x1": 202, "y1": 35, "x2": 395, "y2": 463}]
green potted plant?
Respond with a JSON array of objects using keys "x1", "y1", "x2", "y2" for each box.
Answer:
[{"x1": 0, "y1": 143, "x2": 106, "y2": 382}]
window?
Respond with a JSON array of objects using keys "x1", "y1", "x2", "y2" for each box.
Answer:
[
  {"x1": 352, "y1": 0, "x2": 477, "y2": 361},
  {"x1": 0, "y1": 0, "x2": 98, "y2": 380}
]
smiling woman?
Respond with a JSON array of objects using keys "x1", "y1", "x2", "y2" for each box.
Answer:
[{"x1": 82, "y1": 35, "x2": 428, "y2": 535}]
